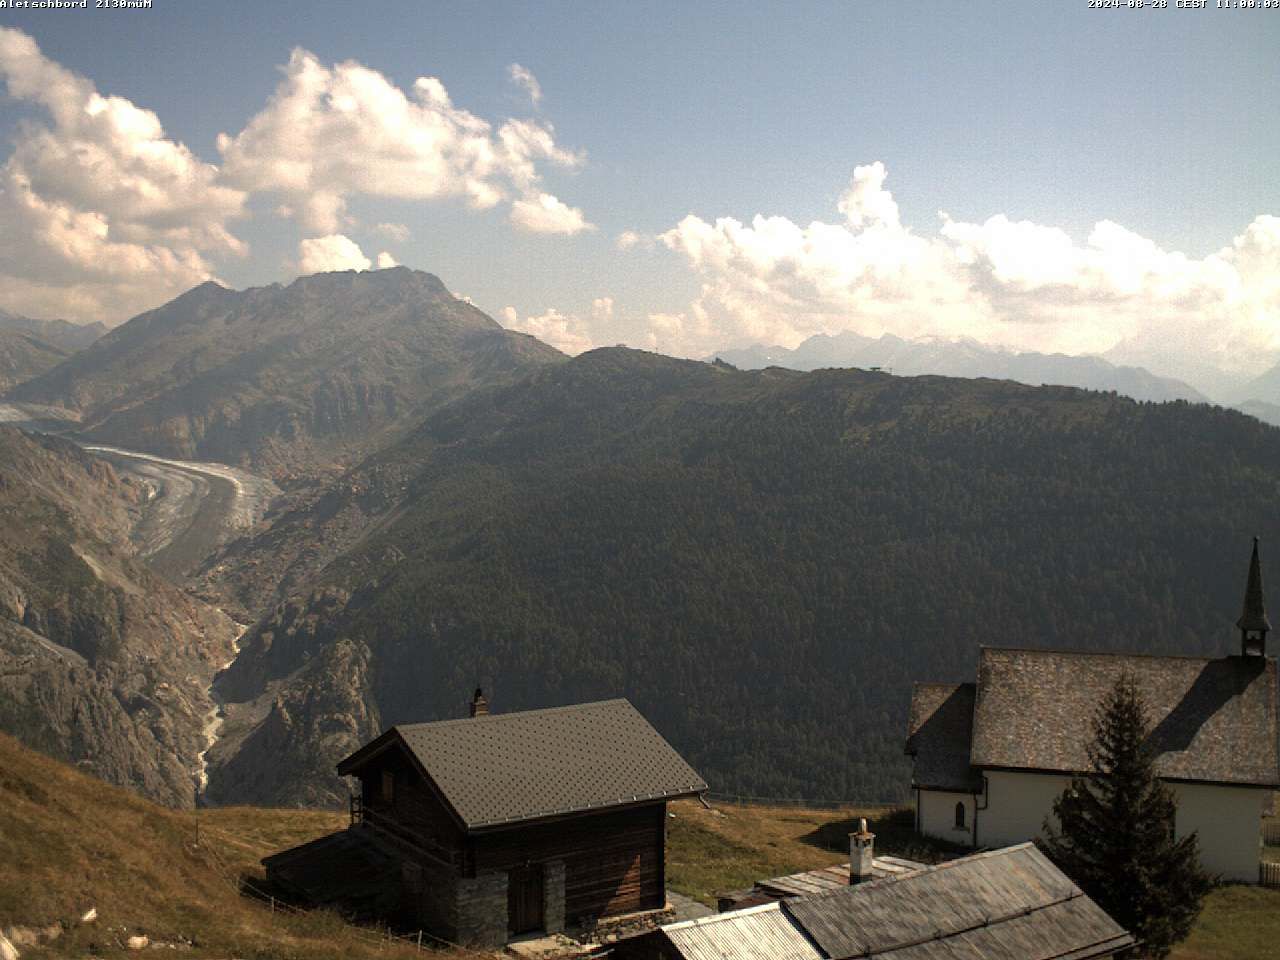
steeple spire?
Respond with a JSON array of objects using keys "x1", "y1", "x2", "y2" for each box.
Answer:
[{"x1": 1237, "y1": 537, "x2": 1271, "y2": 656}]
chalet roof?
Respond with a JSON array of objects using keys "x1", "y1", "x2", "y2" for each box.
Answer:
[
  {"x1": 337, "y1": 698, "x2": 707, "y2": 830},
  {"x1": 971, "y1": 647, "x2": 1280, "y2": 786},
  {"x1": 782, "y1": 843, "x2": 1134, "y2": 960},
  {"x1": 904, "y1": 682, "x2": 982, "y2": 792},
  {"x1": 657, "y1": 903, "x2": 824, "y2": 960}
]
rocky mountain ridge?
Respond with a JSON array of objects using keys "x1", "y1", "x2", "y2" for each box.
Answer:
[{"x1": 7, "y1": 268, "x2": 565, "y2": 483}]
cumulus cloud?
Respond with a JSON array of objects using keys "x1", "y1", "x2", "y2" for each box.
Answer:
[
  {"x1": 298, "y1": 234, "x2": 372, "y2": 274},
  {"x1": 501, "y1": 305, "x2": 592, "y2": 354},
  {"x1": 656, "y1": 162, "x2": 1280, "y2": 385},
  {"x1": 616, "y1": 229, "x2": 657, "y2": 251},
  {"x1": 0, "y1": 27, "x2": 247, "y2": 321},
  {"x1": 508, "y1": 63, "x2": 542, "y2": 107},
  {"x1": 510, "y1": 192, "x2": 594, "y2": 235},
  {"x1": 218, "y1": 49, "x2": 586, "y2": 234},
  {"x1": 375, "y1": 250, "x2": 398, "y2": 269}
]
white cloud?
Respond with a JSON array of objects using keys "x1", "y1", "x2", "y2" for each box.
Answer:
[
  {"x1": 374, "y1": 221, "x2": 411, "y2": 242},
  {"x1": 510, "y1": 192, "x2": 594, "y2": 235},
  {"x1": 657, "y1": 162, "x2": 1280, "y2": 384},
  {"x1": 0, "y1": 27, "x2": 247, "y2": 321},
  {"x1": 375, "y1": 251, "x2": 398, "y2": 269},
  {"x1": 218, "y1": 49, "x2": 587, "y2": 235},
  {"x1": 500, "y1": 305, "x2": 593, "y2": 354},
  {"x1": 616, "y1": 229, "x2": 657, "y2": 251},
  {"x1": 508, "y1": 63, "x2": 542, "y2": 107},
  {"x1": 298, "y1": 234, "x2": 372, "y2": 274}
]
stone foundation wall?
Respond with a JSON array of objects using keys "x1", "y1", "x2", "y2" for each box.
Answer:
[
  {"x1": 455, "y1": 871, "x2": 509, "y2": 947},
  {"x1": 543, "y1": 860, "x2": 566, "y2": 934}
]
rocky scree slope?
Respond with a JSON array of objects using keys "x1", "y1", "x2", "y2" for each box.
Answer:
[
  {"x1": 201, "y1": 350, "x2": 1280, "y2": 806},
  {"x1": 0, "y1": 427, "x2": 237, "y2": 807},
  {"x1": 7, "y1": 267, "x2": 565, "y2": 483}
]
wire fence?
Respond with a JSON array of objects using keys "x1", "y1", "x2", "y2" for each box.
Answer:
[
  {"x1": 703, "y1": 791, "x2": 884, "y2": 811},
  {"x1": 192, "y1": 818, "x2": 496, "y2": 958},
  {"x1": 1263, "y1": 821, "x2": 1280, "y2": 847},
  {"x1": 1261, "y1": 862, "x2": 1280, "y2": 888}
]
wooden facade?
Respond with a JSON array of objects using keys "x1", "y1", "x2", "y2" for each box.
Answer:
[{"x1": 352, "y1": 739, "x2": 668, "y2": 930}]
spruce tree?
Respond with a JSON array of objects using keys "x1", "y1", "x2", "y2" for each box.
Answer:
[{"x1": 1040, "y1": 672, "x2": 1214, "y2": 958}]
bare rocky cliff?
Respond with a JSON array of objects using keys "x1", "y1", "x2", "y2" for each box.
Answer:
[{"x1": 0, "y1": 427, "x2": 237, "y2": 806}]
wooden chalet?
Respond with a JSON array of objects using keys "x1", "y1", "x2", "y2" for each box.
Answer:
[{"x1": 268, "y1": 695, "x2": 706, "y2": 947}]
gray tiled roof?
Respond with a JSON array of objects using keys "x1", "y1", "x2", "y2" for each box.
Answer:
[
  {"x1": 352, "y1": 699, "x2": 707, "y2": 830},
  {"x1": 904, "y1": 682, "x2": 983, "y2": 792},
  {"x1": 782, "y1": 843, "x2": 1133, "y2": 960},
  {"x1": 971, "y1": 648, "x2": 1280, "y2": 786}
]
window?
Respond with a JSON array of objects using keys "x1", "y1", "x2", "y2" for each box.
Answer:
[
  {"x1": 954, "y1": 801, "x2": 966, "y2": 830},
  {"x1": 382, "y1": 769, "x2": 395, "y2": 804}
]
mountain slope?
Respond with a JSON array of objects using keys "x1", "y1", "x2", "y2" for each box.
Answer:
[
  {"x1": 711, "y1": 332, "x2": 1208, "y2": 403},
  {"x1": 0, "y1": 308, "x2": 107, "y2": 352},
  {"x1": 0, "y1": 731, "x2": 445, "y2": 959},
  {"x1": 8, "y1": 268, "x2": 565, "y2": 481},
  {"x1": 202, "y1": 350, "x2": 1280, "y2": 807},
  {"x1": 0, "y1": 329, "x2": 67, "y2": 392},
  {"x1": 0, "y1": 427, "x2": 236, "y2": 806}
]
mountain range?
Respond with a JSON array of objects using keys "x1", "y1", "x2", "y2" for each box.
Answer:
[
  {"x1": 6, "y1": 267, "x2": 1280, "y2": 812},
  {"x1": 0, "y1": 308, "x2": 108, "y2": 352},
  {"x1": 7, "y1": 268, "x2": 564, "y2": 483},
  {"x1": 709, "y1": 332, "x2": 1208, "y2": 403}
]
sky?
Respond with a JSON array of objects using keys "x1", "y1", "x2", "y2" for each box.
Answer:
[{"x1": 0, "y1": 1, "x2": 1276, "y2": 394}]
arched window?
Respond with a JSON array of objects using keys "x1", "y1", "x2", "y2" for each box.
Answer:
[{"x1": 954, "y1": 801, "x2": 966, "y2": 830}]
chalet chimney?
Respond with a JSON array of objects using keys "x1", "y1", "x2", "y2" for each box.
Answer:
[
  {"x1": 469, "y1": 687, "x2": 489, "y2": 718},
  {"x1": 849, "y1": 817, "x2": 875, "y2": 884}
]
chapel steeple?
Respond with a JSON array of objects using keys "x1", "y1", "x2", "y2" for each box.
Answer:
[{"x1": 1237, "y1": 537, "x2": 1271, "y2": 657}]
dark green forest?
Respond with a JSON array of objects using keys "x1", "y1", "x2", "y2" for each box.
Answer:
[{"x1": 225, "y1": 349, "x2": 1280, "y2": 803}]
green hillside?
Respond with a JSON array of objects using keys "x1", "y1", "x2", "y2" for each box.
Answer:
[{"x1": 210, "y1": 348, "x2": 1280, "y2": 805}]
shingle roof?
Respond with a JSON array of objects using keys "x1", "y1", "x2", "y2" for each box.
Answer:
[
  {"x1": 659, "y1": 903, "x2": 824, "y2": 960},
  {"x1": 781, "y1": 843, "x2": 1134, "y2": 960},
  {"x1": 971, "y1": 647, "x2": 1280, "y2": 786},
  {"x1": 904, "y1": 683, "x2": 982, "y2": 792},
  {"x1": 338, "y1": 699, "x2": 707, "y2": 830}
]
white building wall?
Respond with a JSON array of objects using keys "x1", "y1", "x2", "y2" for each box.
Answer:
[
  {"x1": 1172, "y1": 782, "x2": 1266, "y2": 883},
  {"x1": 948, "y1": 770, "x2": 1268, "y2": 883},
  {"x1": 979, "y1": 770, "x2": 1075, "y2": 848},
  {"x1": 917, "y1": 789, "x2": 976, "y2": 845}
]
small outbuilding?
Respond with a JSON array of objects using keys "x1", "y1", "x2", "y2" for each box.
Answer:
[
  {"x1": 614, "y1": 843, "x2": 1135, "y2": 960},
  {"x1": 270, "y1": 696, "x2": 707, "y2": 947}
]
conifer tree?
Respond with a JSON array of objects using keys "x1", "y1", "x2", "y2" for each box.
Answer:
[{"x1": 1040, "y1": 672, "x2": 1214, "y2": 958}]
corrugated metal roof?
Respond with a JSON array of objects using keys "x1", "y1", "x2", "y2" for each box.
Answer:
[
  {"x1": 341, "y1": 699, "x2": 707, "y2": 830},
  {"x1": 971, "y1": 647, "x2": 1280, "y2": 786},
  {"x1": 661, "y1": 903, "x2": 823, "y2": 960},
  {"x1": 782, "y1": 843, "x2": 1134, "y2": 960}
]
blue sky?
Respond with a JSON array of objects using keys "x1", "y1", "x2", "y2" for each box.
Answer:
[{"x1": 0, "y1": 1, "x2": 1276, "y2": 391}]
